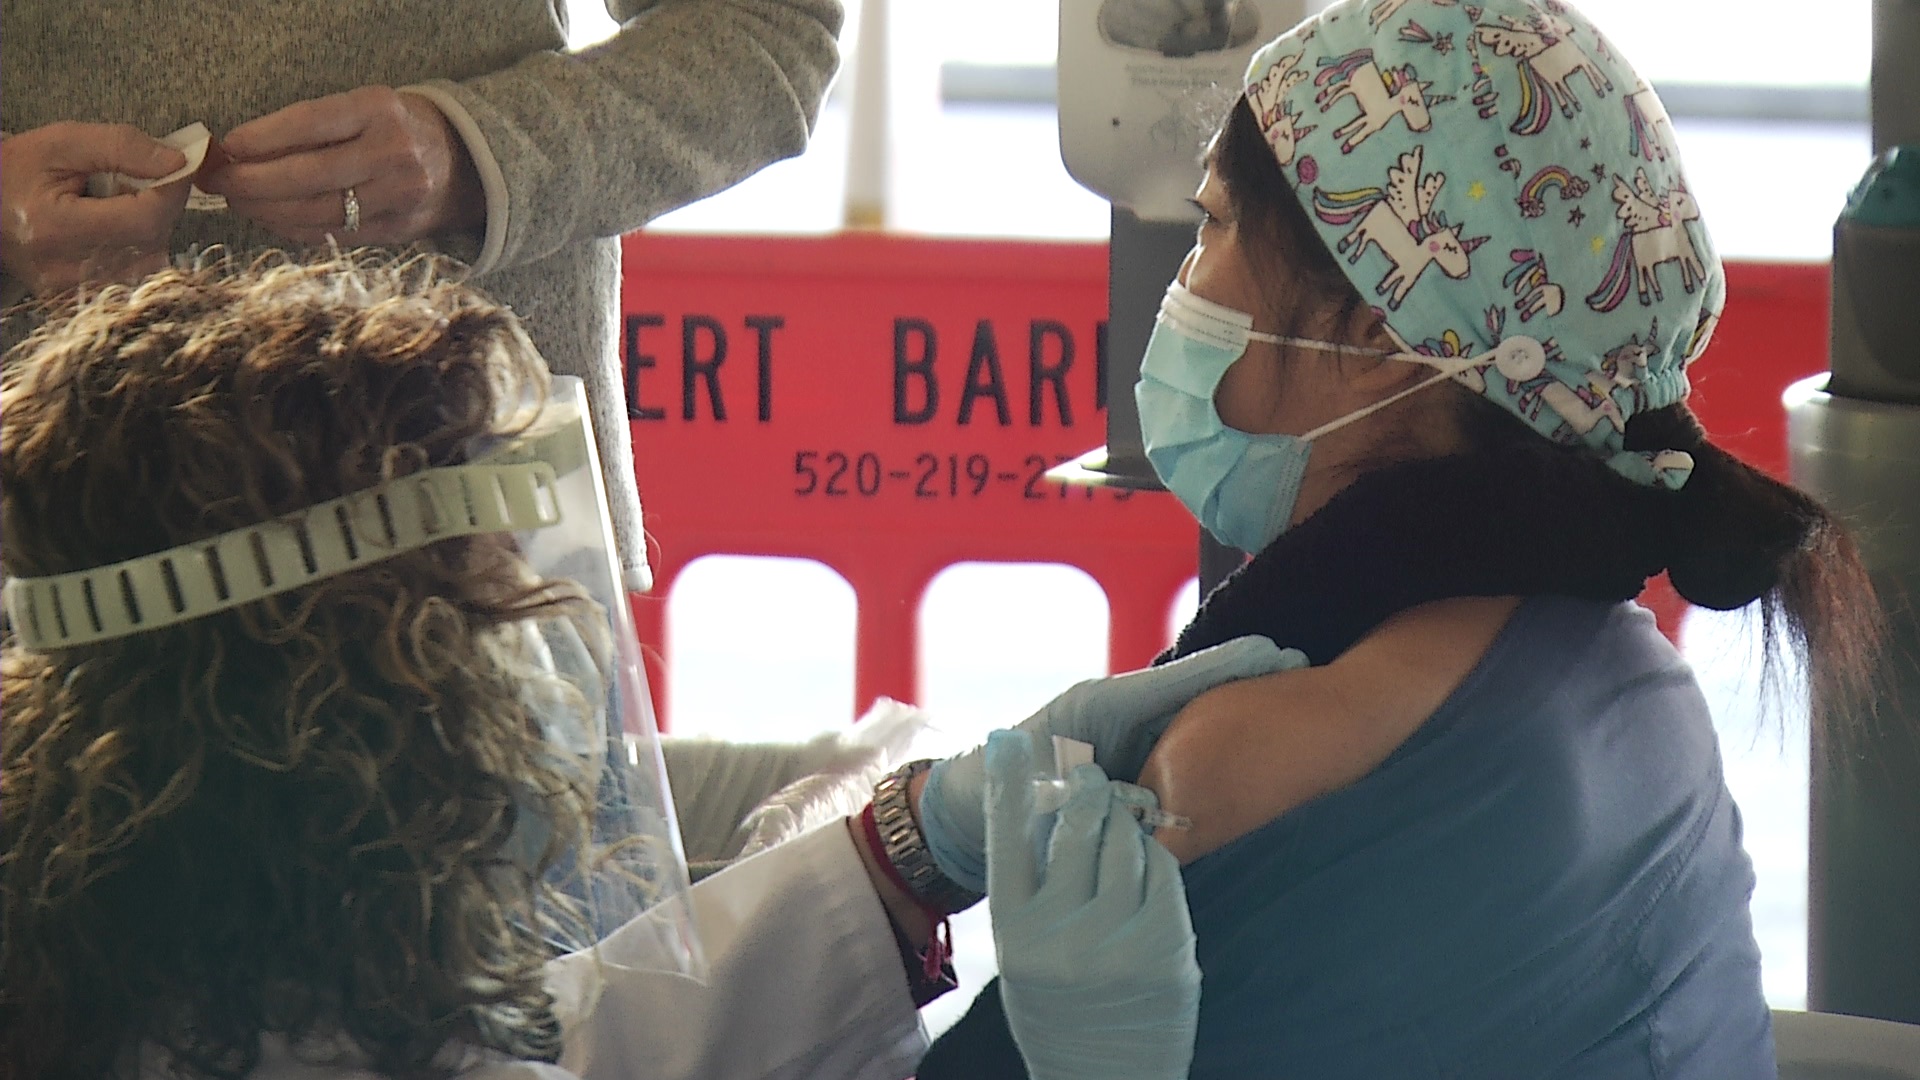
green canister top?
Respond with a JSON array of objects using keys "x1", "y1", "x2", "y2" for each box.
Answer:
[{"x1": 1843, "y1": 146, "x2": 1920, "y2": 228}]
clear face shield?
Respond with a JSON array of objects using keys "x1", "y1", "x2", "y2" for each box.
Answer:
[
  {"x1": 3, "y1": 376, "x2": 702, "y2": 981},
  {"x1": 480, "y1": 378, "x2": 702, "y2": 979}
]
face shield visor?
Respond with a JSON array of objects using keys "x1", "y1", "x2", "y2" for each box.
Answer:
[{"x1": 3, "y1": 376, "x2": 701, "y2": 981}]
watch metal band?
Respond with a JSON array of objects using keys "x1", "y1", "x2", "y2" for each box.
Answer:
[{"x1": 872, "y1": 759, "x2": 985, "y2": 915}]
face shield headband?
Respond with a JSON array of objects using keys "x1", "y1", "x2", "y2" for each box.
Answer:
[{"x1": 2, "y1": 376, "x2": 702, "y2": 982}]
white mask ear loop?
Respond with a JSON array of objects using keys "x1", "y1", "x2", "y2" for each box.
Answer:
[{"x1": 1241, "y1": 329, "x2": 1504, "y2": 443}]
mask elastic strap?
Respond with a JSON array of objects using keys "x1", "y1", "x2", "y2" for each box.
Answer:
[
  {"x1": 1295, "y1": 362, "x2": 1484, "y2": 442},
  {"x1": 1165, "y1": 280, "x2": 1256, "y2": 329},
  {"x1": 1247, "y1": 330, "x2": 1388, "y2": 356},
  {"x1": 1248, "y1": 335, "x2": 1500, "y2": 443}
]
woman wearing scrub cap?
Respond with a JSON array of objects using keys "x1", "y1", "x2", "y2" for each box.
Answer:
[
  {"x1": 920, "y1": 0, "x2": 1883, "y2": 1077},
  {"x1": 0, "y1": 256, "x2": 1294, "y2": 1080}
]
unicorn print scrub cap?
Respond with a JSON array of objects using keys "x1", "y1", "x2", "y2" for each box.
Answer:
[{"x1": 1244, "y1": 0, "x2": 1724, "y2": 488}]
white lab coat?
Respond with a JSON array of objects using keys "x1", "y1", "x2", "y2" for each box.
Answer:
[{"x1": 188, "y1": 824, "x2": 930, "y2": 1080}]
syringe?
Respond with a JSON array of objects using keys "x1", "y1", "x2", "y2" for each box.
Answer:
[{"x1": 1034, "y1": 736, "x2": 1192, "y2": 831}]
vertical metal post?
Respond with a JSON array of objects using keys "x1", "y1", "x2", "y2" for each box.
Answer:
[
  {"x1": 1789, "y1": 384, "x2": 1920, "y2": 1024},
  {"x1": 1103, "y1": 206, "x2": 1198, "y2": 484},
  {"x1": 1872, "y1": 0, "x2": 1920, "y2": 153},
  {"x1": 843, "y1": 0, "x2": 890, "y2": 228},
  {"x1": 1198, "y1": 532, "x2": 1243, "y2": 597},
  {"x1": 1107, "y1": 207, "x2": 1236, "y2": 594},
  {"x1": 1792, "y1": 0, "x2": 1920, "y2": 1023}
]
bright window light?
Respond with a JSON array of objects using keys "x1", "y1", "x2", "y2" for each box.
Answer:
[
  {"x1": 665, "y1": 555, "x2": 857, "y2": 740},
  {"x1": 915, "y1": 561, "x2": 1110, "y2": 755}
]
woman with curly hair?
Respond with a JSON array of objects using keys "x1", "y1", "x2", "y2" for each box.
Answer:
[{"x1": 1, "y1": 256, "x2": 1293, "y2": 1080}]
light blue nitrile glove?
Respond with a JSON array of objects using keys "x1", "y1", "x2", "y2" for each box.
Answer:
[
  {"x1": 985, "y1": 730, "x2": 1200, "y2": 1080},
  {"x1": 921, "y1": 636, "x2": 1306, "y2": 893}
]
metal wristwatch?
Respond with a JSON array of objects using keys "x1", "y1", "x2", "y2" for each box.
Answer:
[{"x1": 871, "y1": 759, "x2": 985, "y2": 914}]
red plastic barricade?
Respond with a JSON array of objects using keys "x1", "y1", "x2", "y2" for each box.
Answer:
[{"x1": 618, "y1": 232, "x2": 1830, "y2": 729}]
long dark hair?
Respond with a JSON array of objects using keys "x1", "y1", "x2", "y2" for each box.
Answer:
[{"x1": 1213, "y1": 95, "x2": 1883, "y2": 726}]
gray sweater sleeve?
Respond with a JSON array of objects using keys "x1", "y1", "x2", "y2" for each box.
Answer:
[{"x1": 406, "y1": 0, "x2": 843, "y2": 276}]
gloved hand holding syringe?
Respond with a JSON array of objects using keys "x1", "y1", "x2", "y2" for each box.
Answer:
[{"x1": 917, "y1": 636, "x2": 1306, "y2": 897}]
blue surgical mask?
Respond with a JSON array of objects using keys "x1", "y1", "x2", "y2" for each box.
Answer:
[{"x1": 1134, "y1": 281, "x2": 1514, "y2": 553}]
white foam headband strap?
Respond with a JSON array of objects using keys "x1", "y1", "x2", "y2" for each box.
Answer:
[{"x1": 3, "y1": 461, "x2": 561, "y2": 651}]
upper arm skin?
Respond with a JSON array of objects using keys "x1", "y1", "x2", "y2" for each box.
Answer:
[{"x1": 1139, "y1": 595, "x2": 1522, "y2": 863}]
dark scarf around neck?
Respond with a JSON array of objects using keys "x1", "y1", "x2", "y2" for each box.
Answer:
[{"x1": 1164, "y1": 442, "x2": 1680, "y2": 667}]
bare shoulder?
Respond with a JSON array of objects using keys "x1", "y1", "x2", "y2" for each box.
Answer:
[{"x1": 1139, "y1": 595, "x2": 1523, "y2": 863}]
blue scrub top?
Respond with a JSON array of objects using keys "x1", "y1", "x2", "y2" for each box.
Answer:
[{"x1": 1180, "y1": 596, "x2": 1776, "y2": 1078}]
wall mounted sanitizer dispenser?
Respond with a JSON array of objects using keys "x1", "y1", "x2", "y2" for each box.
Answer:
[
  {"x1": 1051, "y1": 0, "x2": 1307, "y2": 507},
  {"x1": 1058, "y1": 0, "x2": 1308, "y2": 223}
]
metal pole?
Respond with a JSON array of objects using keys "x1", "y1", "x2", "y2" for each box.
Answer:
[
  {"x1": 1791, "y1": 0, "x2": 1920, "y2": 1021},
  {"x1": 1872, "y1": 0, "x2": 1920, "y2": 154},
  {"x1": 1108, "y1": 208, "x2": 1247, "y2": 595},
  {"x1": 843, "y1": 0, "x2": 890, "y2": 228},
  {"x1": 1104, "y1": 206, "x2": 1198, "y2": 484},
  {"x1": 1789, "y1": 382, "x2": 1920, "y2": 1024}
]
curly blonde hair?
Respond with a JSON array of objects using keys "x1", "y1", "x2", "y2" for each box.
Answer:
[{"x1": 2, "y1": 255, "x2": 605, "y2": 1079}]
